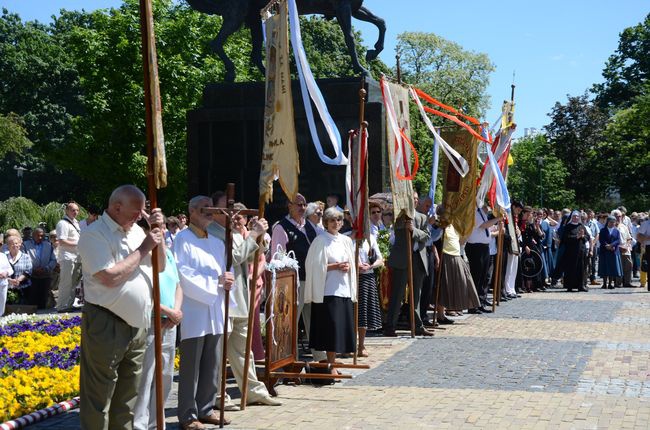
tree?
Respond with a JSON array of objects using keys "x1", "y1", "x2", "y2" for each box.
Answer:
[
  {"x1": 0, "y1": 113, "x2": 31, "y2": 158},
  {"x1": 600, "y1": 84, "x2": 650, "y2": 209},
  {"x1": 396, "y1": 32, "x2": 494, "y2": 117},
  {"x1": 0, "y1": 9, "x2": 85, "y2": 203},
  {"x1": 543, "y1": 93, "x2": 608, "y2": 205},
  {"x1": 594, "y1": 13, "x2": 650, "y2": 111},
  {"x1": 507, "y1": 135, "x2": 575, "y2": 209}
]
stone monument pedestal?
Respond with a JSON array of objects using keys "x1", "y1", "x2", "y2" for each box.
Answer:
[{"x1": 187, "y1": 77, "x2": 388, "y2": 221}]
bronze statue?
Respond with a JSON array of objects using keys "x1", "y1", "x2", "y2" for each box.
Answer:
[{"x1": 186, "y1": 0, "x2": 386, "y2": 82}]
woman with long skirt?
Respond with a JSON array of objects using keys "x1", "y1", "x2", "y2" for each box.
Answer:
[
  {"x1": 598, "y1": 215, "x2": 623, "y2": 289},
  {"x1": 304, "y1": 208, "x2": 357, "y2": 374}
]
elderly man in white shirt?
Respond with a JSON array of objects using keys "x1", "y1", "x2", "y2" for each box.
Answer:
[
  {"x1": 174, "y1": 195, "x2": 235, "y2": 430},
  {"x1": 77, "y1": 185, "x2": 165, "y2": 430},
  {"x1": 55, "y1": 201, "x2": 82, "y2": 311}
]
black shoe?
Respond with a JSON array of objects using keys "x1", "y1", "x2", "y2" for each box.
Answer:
[
  {"x1": 478, "y1": 306, "x2": 492, "y2": 313},
  {"x1": 500, "y1": 295, "x2": 510, "y2": 301},
  {"x1": 608, "y1": 285, "x2": 615, "y2": 290},
  {"x1": 422, "y1": 319, "x2": 436, "y2": 328},
  {"x1": 578, "y1": 287, "x2": 588, "y2": 292},
  {"x1": 483, "y1": 300, "x2": 494, "y2": 307},
  {"x1": 415, "y1": 328, "x2": 435, "y2": 336},
  {"x1": 436, "y1": 317, "x2": 455, "y2": 325},
  {"x1": 383, "y1": 329, "x2": 397, "y2": 337},
  {"x1": 601, "y1": 285, "x2": 607, "y2": 289},
  {"x1": 467, "y1": 308, "x2": 482, "y2": 314}
]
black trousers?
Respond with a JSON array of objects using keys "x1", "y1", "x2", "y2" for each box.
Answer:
[
  {"x1": 387, "y1": 255, "x2": 426, "y2": 331},
  {"x1": 419, "y1": 248, "x2": 437, "y2": 321},
  {"x1": 465, "y1": 243, "x2": 490, "y2": 305},
  {"x1": 29, "y1": 277, "x2": 52, "y2": 309}
]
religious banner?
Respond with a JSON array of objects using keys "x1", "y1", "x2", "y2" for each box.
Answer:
[
  {"x1": 345, "y1": 128, "x2": 370, "y2": 240},
  {"x1": 380, "y1": 77, "x2": 416, "y2": 220},
  {"x1": 259, "y1": 1, "x2": 299, "y2": 204},
  {"x1": 440, "y1": 128, "x2": 480, "y2": 238},
  {"x1": 142, "y1": 1, "x2": 166, "y2": 189}
]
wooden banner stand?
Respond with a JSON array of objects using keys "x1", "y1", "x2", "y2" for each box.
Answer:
[{"x1": 260, "y1": 269, "x2": 369, "y2": 394}]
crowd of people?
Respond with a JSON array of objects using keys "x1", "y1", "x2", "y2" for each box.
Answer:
[{"x1": 1, "y1": 184, "x2": 649, "y2": 429}]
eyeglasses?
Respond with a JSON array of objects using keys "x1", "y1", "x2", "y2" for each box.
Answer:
[{"x1": 371, "y1": 210, "x2": 382, "y2": 214}]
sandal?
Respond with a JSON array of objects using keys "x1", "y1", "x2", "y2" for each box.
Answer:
[{"x1": 357, "y1": 348, "x2": 369, "y2": 358}]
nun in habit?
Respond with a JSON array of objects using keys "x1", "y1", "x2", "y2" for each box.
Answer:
[
  {"x1": 559, "y1": 210, "x2": 588, "y2": 292},
  {"x1": 598, "y1": 215, "x2": 623, "y2": 289}
]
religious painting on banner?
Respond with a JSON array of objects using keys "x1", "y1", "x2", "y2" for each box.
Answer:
[
  {"x1": 259, "y1": 1, "x2": 299, "y2": 204},
  {"x1": 440, "y1": 128, "x2": 480, "y2": 238},
  {"x1": 384, "y1": 81, "x2": 415, "y2": 220}
]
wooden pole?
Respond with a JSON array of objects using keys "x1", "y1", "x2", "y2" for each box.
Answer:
[
  {"x1": 138, "y1": 0, "x2": 164, "y2": 427},
  {"x1": 353, "y1": 240, "x2": 360, "y2": 365},
  {"x1": 404, "y1": 216, "x2": 416, "y2": 338},
  {"x1": 219, "y1": 183, "x2": 235, "y2": 428},
  {"x1": 353, "y1": 78, "x2": 367, "y2": 364},
  {"x1": 240, "y1": 196, "x2": 266, "y2": 410}
]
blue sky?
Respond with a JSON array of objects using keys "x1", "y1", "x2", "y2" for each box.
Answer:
[{"x1": 2, "y1": 1, "x2": 648, "y2": 136}]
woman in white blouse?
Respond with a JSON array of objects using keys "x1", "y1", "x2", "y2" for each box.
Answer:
[{"x1": 304, "y1": 208, "x2": 357, "y2": 374}]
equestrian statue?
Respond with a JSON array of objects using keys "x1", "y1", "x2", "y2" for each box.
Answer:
[{"x1": 186, "y1": 0, "x2": 386, "y2": 82}]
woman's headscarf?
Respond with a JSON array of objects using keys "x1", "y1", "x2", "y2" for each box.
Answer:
[{"x1": 569, "y1": 210, "x2": 581, "y2": 225}]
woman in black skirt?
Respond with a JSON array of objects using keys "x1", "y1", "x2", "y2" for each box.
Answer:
[
  {"x1": 304, "y1": 208, "x2": 357, "y2": 374},
  {"x1": 357, "y1": 234, "x2": 384, "y2": 357}
]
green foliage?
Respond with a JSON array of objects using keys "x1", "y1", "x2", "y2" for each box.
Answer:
[
  {"x1": 396, "y1": 31, "x2": 494, "y2": 117},
  {"x1": 600, "y1": 84, "x2": 650, "y2": 209},
  {"x1": 376, "y1": 228, "x2": 391, "y2": 261},
  {"x1": 40, "y1": 202, "x2": 66, "y2": 233},
  {"x1": 0, "y1": 113, "x2": 32, "y2": 158},
  {"x1": 594, "y1": 13, "x2": 650, "y2": 111},
  {"x1": 543, "y1": 93, "x2": 608, "y2": 205},
  {"x1": 0, "y1": 199, "x2": 88, "y2": 233},
  {"x1": 0, "y1": 197, "x2": 42, "y2": 233},
  {"x1": 296, "y1": 16, "x2": 390, "y2": 79},
  {"x1": 508, "y1": 135, "x2": 575, "y2": 209}
]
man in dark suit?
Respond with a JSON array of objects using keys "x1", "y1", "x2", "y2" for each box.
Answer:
[
  {"x1": 384, "y1": 196, "x2": 432, "y2": 337},
  {"x1": 23, "y1": 227, "x2": 57, "y2": 309}
]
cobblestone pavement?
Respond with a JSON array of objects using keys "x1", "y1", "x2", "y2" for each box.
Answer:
[{"x1": 28, "y1": 286, "x2": 650, "y2": 429}]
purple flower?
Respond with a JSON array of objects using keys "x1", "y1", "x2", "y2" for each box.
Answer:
[{"x1": 0, "y1": 316, "x2": 81, "y2": 337}]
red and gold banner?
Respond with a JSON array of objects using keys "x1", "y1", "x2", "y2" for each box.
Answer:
[{"x1": 441, "y1": 128, "x2": 480, "y2": 238}]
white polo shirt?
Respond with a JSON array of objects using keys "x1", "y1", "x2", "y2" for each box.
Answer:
[
  {"x1": 56, "y1": 216, "x2": 81, "y2": 261},
  {"x1": 466, "y1": 208, "x2": 492, "y2": 245},
  {"x1": 78, "y1": 212, "x2": 153, "y2": 329}
]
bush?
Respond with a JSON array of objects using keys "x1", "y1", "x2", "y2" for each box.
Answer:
[{"x1": 0, "y1": 198, "x2": 87, "y2": 234}]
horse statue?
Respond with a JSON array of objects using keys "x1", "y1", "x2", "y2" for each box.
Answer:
[{"x1": 186, "y1": 0, "x2": 386, "y2": 82}]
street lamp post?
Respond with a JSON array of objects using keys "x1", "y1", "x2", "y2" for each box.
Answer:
[
  {"x1": 13, "y1": 166, "x2": 27, "y2": 197},
  {"x1": 536, "y1": 157, "x2": 544, "y2": 207}
]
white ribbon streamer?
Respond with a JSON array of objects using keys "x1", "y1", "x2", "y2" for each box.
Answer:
[
  {"x1": 380, "y1": 76, "x2": 409, "y2": 174},
  {"x1": 409, "y1": 87, "x2": 470, "y2": 178},
  {"x1": 287, "y1": 0, "x2": 347, "y2": 165}
]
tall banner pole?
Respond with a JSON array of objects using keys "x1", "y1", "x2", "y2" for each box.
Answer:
[
  {"x1": 138, "y1": 0, "x2": 165, "y2": 427},
  {"x1": 492, "y1": 219, "x2": 504, "y2": 312},
  {"x1": 219, "y1": 183, "x2": 236, "y2": 428},
  {"x1": 353, "y1": 78, "x2": 367, "y2": 365},
  {"x1": 240, "y1": 195, "x2": 266, "y2": 410}
]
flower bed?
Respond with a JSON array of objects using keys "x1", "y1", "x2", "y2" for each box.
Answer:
[{"x1": 0, "y1": 314, "x2": 81, "y2": 422}]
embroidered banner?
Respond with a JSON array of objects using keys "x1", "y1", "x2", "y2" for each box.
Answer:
[
  {"x1": 259, "y1": 2, "x2": 299, "y2": 204},
  {"x1": 441, "y1": 128, "x2": 480, "y2": 238},
  {"x1": 381, "y1": 78, "x2": 415, "y2": 220}
]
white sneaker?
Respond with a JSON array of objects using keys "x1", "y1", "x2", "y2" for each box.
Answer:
[{"x1": 72, "y1": 298, "x2": 83, "y2": 308}]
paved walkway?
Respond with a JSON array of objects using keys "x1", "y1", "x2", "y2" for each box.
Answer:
[{"x1": 28, "y1": 286, "x2": 650, "y2": 429}]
